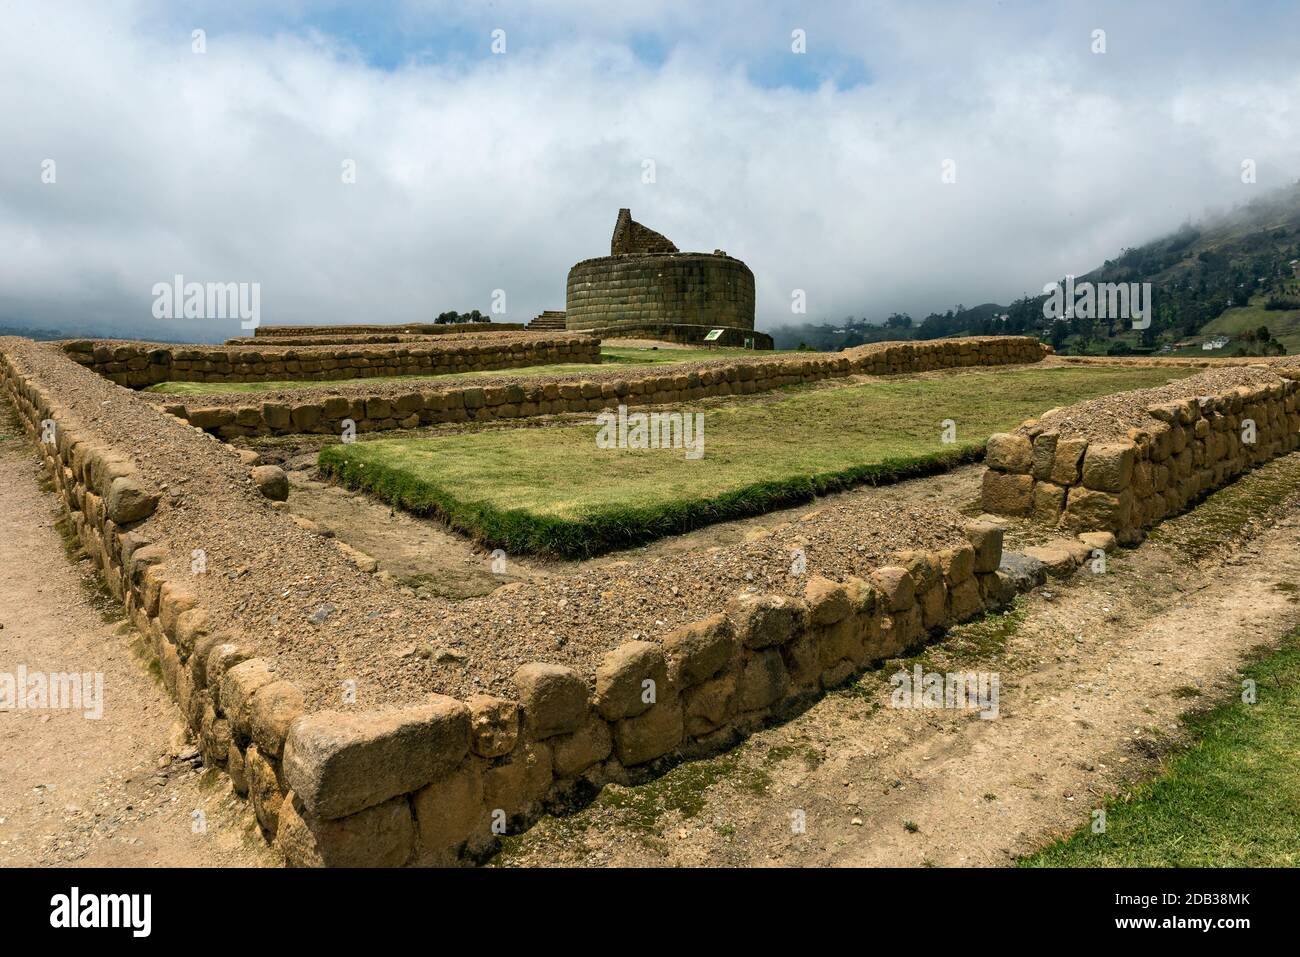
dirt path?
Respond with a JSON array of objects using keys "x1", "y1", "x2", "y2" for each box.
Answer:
[
  {"x1": 493, "y1": 454, "x2": 1300, "y2": 867},
  {"x1": 0, "y1": 412, "x2": 273, "y2": 867}
]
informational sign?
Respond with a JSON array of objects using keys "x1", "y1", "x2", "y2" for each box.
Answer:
[{"x1": 703, "y1": 328, "x2": 725, "y2": 342}]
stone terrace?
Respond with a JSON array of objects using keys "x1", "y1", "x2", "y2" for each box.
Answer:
[{"x1": 0, "y1": 337, "x2": 983, "y2": 710}]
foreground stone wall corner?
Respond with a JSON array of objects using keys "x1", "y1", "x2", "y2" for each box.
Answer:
[{"x1": 271, "y1": 527, "x2": 1012, "y2": 867}]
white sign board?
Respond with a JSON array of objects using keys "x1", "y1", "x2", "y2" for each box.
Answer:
[{"x1": 703, "y1": 328, "x2": 725, "y2": 342}]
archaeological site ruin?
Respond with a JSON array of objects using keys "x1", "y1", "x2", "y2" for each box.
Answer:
[
  {"x1": 5, "y1": 308, "x2": 1298, "y2": 868},
  {"x1": 549, "y1": 209, "x2": 771, "y2": 349}
]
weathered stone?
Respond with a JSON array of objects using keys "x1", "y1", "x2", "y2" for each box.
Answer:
[
  {"x1": 1050, "y1": 437, "x2": 1088, "y2": 485},
  {"x1": 551, "y1": 718, "x2": 613, "y2": 777},
  {"x1": 986, "y1": 433, "x2": 1033, "y2": 472},
  {"x1": 1031, "y1": 481, "x2": 1067, "y2": 522},
  {"x1": 412, "y1": 761, "x2": 485, "y2": 859},
  {"x1": 1078, "y1": 531, "x2": 1117, "y2": 553},
  {"x1": 283, "y1": 698, "x2": 471, "y2": 820},
  {"x1": 736, "y1": 648, "x2": 789, "y2": 712},
  {"x1": 997, "y1": 551, "x2": 1046, "y2": 591},
  {"x1": 158, "y1": 581, "x2": 198, "y2": 639},
  {"x1": 1031, "y1": 431, "x2": 1059, "y2": 480},
  {"x1": 662, "y1": 613, "x2": 735, "y2": 687},
  {"x1": 173, "y1": 607, "x2": 209, "y2": 657},
  {"x1": 482, "y1": 741, "x2": 553, "y2": 819},
  {"x1": 251, "y1": 464, "x2": 289, "y2": 501},
  {"x1": 105, "y1": 476, "x2": 159, "y2": 524},
  {"x1": 803, "y1": 575, "x2": 852, "y2": 627},
  {"x1": 981, "y1": 469, "x2": 1034, "y2": 515},
  {"x1": 227, "y1": 743, "x2": 248, "y2": 795},
  {"x1": 246, "y1": 744, "x2": 285, "y2": 836},
  {"x1": 964, "y1": 520, "x2": 1004, "y2": 573},
  {"x1": 918, "y1": 581, "x2": 948, "y2": 629},
  {"x1": 199, "y1": 704, "x2": 232, "y2": 767},
  {"x1": 467, "y1": 695, "x2": 520, "y2": 758},
  {"x1": 1022, "y1": 544, "x2": 1077, "y2": 579},
  {"x1": 613, "y1": 698, "x2": 684, "y2": 766},
  {"x1": 683, "y1": 670, "x2": 738, "y2": 736},
  {"x1": 871, "y1": 566, "x2": 915, "y2": 612},
  {"x1": 513, "y1": 663, "x2": 589, "y2": 739},
  {"x1": 249, "y1": 680, "x2": 305, "y2": 758},
  {"x1": 594, "y1": 641, "x2": 668, "y2": 721},
  {"x1": 219, "y1": 658, "x2": 277, "y2": 737},
  {"x1": 947, "y1": 577, "x2": 984, "y2": 620},
  {"x1": 1054, "y1": 537, "x2": 1094, "y2": 565},
  {"x1": 275, "y1": 792, "x2": 415, "y2": 868},
  {"x1": 1063, "y1": 486, "x2": 1133, "y2": 533},
  {"x1": 207, "y1": 643, "x2": 257, "y2": 692},
  {"x1": 937, "y1": 545, "x2": 976, "y2": 584},
  {"x1": 725, "y1": 592, "x2": 808, "y2": 648},
  {"x1": 1081, "y1": 442, "x2": 1136, "y2": 492}
]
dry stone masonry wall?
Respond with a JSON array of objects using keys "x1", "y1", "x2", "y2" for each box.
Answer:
[
  {"x1": 247, "y1": 323, "x2": 524, "y2": 338},
  {"x1": 566, "y1": 253, "x2": 757, "y2": 332},
  {"x1": 62, "y1": 333, "x2": 598, "y2": 388},
  {"x1": 0, "y1": 334, "x2": 1044, "y2": 868},
  {"x1": 275, "y1": 520, "x2": 1012, "y2": 866},
  {"x1": 166, "y1": 335, "x2": 1049, "y2": 440},
  {"x1": 981, "y1": 366, "x2": 1300, "y2": 543},
  {"x1": 0, "y1": 343, "x2": 314, "y2": 847}
]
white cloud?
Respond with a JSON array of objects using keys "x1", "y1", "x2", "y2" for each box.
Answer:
[{"x1": 2, "y1": 0, "x2": 1299, "y2": 339}]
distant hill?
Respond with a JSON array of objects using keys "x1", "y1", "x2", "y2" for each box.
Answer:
[
  {"x1": 769, "y1": 181, "x2": 1300, "y2": 357},
  {"x1": 1072, "y1": 181, "x2": 1300, "y2": 357}
]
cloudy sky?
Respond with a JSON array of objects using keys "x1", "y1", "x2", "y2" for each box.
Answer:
[{"x1": 3, "y1": 0, "x2": 1299, "y2": 341}]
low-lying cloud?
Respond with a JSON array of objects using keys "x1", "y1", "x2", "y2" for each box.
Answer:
[{"x1": 2, "y1": 0, "x2": 1299, "y2": 340}]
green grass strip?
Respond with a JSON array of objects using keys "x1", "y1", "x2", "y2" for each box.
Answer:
[
  {"x1": 1022, "y1": 628, "x2": 1300, "y2": 867},
  {"x1": 319, "y1": 441, "x2": 982, "y2": 559}
]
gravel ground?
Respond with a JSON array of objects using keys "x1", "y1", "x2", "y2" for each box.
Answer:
[
  {"x1": 1028, "y1": 366, "x2": 1290, "y2": 440},
  {"x1": 3, "y1": 337, "x2": 976, "y2": 712}
]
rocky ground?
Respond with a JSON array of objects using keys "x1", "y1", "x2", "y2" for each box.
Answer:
[
  {"x1": 489, "y1": 452, "x2": 1300, "y2": 866},
  {"x1": 3, "y1": 333, "x2": 1298, "y2": 867}
]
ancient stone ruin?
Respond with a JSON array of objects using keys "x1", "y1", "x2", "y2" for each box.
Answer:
[{"x1": 563, "y1": 209, "x2": 770, "y2": 348}]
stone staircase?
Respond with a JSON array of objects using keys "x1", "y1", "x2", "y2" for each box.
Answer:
[{"x1": 526, "y1": 310, "x2": 568, "y2": 331}]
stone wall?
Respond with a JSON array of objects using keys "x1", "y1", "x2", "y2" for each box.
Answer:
[
  {"x1": 167, "y1": 336, "x2": 1048, "y2": 440},
  {"x1": 0, "y1": 336, "x2": 1046, "y2": 867},
  {"x1": 249, "y1": 323, "x2": 524, "y2": 338},
  {"x1": 981, "y1": 370, "x2": 1300, "y2": 544},
  {"x1": 275, "y1": 522, "x2": 1010, "y2": 866},
  {"x1": 566, "y1": 253, "x2": 756, "y2": 333},
  {"x1": 0, "y1": 346, "x2": 312, "y2": 848},
  {"x1": 583, "y1": 320, "x2": 775, "y2": 349},
  {"x1": 61, "y1": 334, "x2": 598, "y2": 388}
]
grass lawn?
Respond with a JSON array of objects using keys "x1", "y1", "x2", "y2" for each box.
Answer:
[
  {"x1": 143, "y1": 346, "x2": 784, "y2": 395},
  {"x1": 1202, "y1": 294, "x2": 1300, "y2": 354},
  {"x1": 1022, "y1": 628, "x2": 1300, "y2": 867},
  {"x1": 318, "y1": 365, "x2": 1197, "y2": 557}
]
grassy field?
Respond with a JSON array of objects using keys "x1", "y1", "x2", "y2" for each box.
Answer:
[
  {"x1": 318, "y1": 365, "x2": 1197, "y2": 557},
  {"x1": 1202, "y1": 291, "x2": 1300, "y2": 354},
  {"x1": 143, "y1": 346, "x2": 782, "y2": 395},
  {"x1": 1022, "y1": 628, "x2": 1300, "y2": 867}
]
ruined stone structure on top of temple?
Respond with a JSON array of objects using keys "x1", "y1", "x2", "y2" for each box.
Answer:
[{"x1": 610, "y1": 208, "x2": 679, "y2": 256}]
